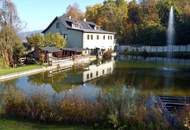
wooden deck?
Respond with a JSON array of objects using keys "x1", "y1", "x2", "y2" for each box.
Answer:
[{"x1": 157, "y1": 96, "x2": 190, "y2": 128}]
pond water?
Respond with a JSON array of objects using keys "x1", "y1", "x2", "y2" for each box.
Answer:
[
  {"x1": 0, "y1": 56, "x2": 190, "y2": 128},
  {"x1": 0, "y1": 56, "x2": 190, "y2": 99}
]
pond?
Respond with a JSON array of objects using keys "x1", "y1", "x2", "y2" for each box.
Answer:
[{"x1": 0, "y1": 56, "x2": 190, "y2": 129}]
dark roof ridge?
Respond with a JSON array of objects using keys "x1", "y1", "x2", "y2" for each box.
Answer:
[
  {"x1": 42, "y1": 16, "x2": 115, "y2": 34},
  {"x1": 59, "y1": 15, "x2": 96, "y2": 25}
]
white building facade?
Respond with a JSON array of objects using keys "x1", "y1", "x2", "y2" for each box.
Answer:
[{"x1": 42, "y1": 16, "x2": 116, "y2": 50}]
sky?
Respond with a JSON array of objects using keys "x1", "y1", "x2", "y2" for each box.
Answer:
[{"x1": 12, "y1": 0, "x2": 105, "y2": 32}]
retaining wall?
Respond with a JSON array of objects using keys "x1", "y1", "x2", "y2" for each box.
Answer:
[{"x1": 118, "y1": 45, "x2": 190, "y2": 53}]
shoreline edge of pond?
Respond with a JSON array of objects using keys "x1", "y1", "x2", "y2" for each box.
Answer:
[{"x1": 0, "y1": 56, "x2": 97, "y2": 82}]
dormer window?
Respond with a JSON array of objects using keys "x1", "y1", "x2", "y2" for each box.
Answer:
[
  {"x1": 89, "y1": 24, "x2": 96, "y2": 30},
  {"x1": 72, "y1": 22, "x2": 80, "y2": 29},
  {"x1": 56, "y1": 22, "x2": 60, "y2": 28},
  {"x1": 66, "y1": 21, "x2": 72, "y2": 27}
]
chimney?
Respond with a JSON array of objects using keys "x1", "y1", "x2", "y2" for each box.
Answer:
[{"x1": 83, "y1": 18, "x2": 86, "y2": 22}]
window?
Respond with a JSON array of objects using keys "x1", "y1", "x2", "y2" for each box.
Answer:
[
  {"x1": 102, "y1": 70, "x2": 105, "y2": 74},
  {"x1": 97, "y1": 35, "x2": 99, "y2": 40},
  {"x1": 108, "y1": 35, "x2": 112, "y2": 40},
  {"x1": 91, "y1": 35, "x2": 93, "y2": 40},
  {"x1": 56, "y1": 22, "x2": 60, "y2": 28},
  {"x1": 90, "y1": 73, "x2": 93, "y2": 78},
  {"x1": 103, "y1": 35, "x2": 105, "y2": 40},
  {"x1": 96, "y1": 71, "x2": 99, "y2": 76},
  {"x1": 87, "y1": 74, "x2": 89, "y2": 79},
  {"x1": 87, "y1": 35, "x2": 90, "y2": 40}
]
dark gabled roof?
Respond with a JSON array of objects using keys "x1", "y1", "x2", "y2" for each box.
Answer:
[
  {"x1": 42, "y1": 17, "x2": 59, "y2": 33},
  {"x1": 62, "y1": 48, "x2": 87, "y2": 52},
  {"x1": 41, "y1": 46, "x2": 62, "y2": 53},
  {"x1": 42, "y1": 16, "x2": 115, "y2": 34}
]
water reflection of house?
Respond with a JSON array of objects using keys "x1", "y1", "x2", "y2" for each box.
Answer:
[
  {"x1": 47, "y1": 60, "x2": 115, "y2": 83},
  {"x1": 83, "y1": 60, "x2": 115, "y2": 82}
]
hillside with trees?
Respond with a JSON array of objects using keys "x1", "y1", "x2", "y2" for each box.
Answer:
[{"x1": 85, "y1": 0, "x2": 190, "y2": 46}]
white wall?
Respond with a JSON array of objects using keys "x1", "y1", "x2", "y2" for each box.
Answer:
[
  {"x1": 119, "y1": 45, "x2": 190, "y2": 53},
  {"x1": 83, "y1": 33, "x2": 115, "y2": 50}
]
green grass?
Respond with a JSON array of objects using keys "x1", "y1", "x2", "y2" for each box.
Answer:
[
  {"x1": 0, "y1": 65, "x2": 43, "y2": 76},
  {"x1": 0, "y1": 117, "x2": 97, "y2": 130}
]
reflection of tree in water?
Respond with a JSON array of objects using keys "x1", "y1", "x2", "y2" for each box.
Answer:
[
  {"x1": 89, "y1": 67, "x2": 190, "y2": 96},
  {"x1": 90, "y1": 68, "x2": 164, "y2": 88},
  {"x1": 0, "y1": 79, "x2": 17, "y2": 88},
  {"x1": 28, "y1": 72, "x2": 67, "y2": 92},
  {"x1": 27, "y1": 71, "x2": 83, "y2": 93}
]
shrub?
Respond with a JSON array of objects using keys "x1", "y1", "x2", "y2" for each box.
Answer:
[
  {"x1": 2, "y1": 88, "x2": 172, "y2": 129},
  {"x1": 178, "y1": 105, "x2": 190, "y2": 130},
  {"x1": 4, "y1": 92, "x2": 58, "y2": 121},
  {"x1": 57, "y1": 95, "x2": 106, "y2": 124},
  {"x1": 103, "y1": 50, "x2": 112, "y2": 60}
]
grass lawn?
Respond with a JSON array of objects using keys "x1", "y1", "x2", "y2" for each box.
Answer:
[
  {"x1": 0, "y1": 117, "x2": 98, "y2": 130},
  {"x1": 0, "y1": 65, "x2": 43, "y2": 76}
]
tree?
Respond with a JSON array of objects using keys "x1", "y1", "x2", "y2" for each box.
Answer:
[
  {"x1": 0, "y1": 0, "x2": 21, "y2": 30},
  {"x1": 26, "y1": 33, "x2": 45, "y2": 47},
  {"x1": 0, "y1": 0, "x2": 24, "y2": 67},
  {"x1": 123, "y1": 1, "x2": 143, "y2": 44},
  {"x1": 85, "y1": 0, "x2": 128, "y2": 42},
  {"x1": 64, "y1": 3, "x2": 84, "y2": 20},
  {"x1": 0, "y1": 25, "x2": 23, "y2": 67},
  {"x1": 141, "y1": 0, "x2": 160, "y2": 23},
  {"x1": 44, "y1": 33, "x2": 67, "y2": 48},
  {"x1": 85, "y1": 4, "x2": 103, "y2": 24},
  {"x1": 27, "y1": 33, "x2": 67, "y2": 48},
  {"x1": 85, "y1": 0, "x2": 190, "y2": 45}
]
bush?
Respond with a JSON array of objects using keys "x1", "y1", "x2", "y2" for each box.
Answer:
[
  {"x1": 2, "y1": 88, "x2": 172, "y2": 130},
  {"x1": 103, "y1": 50, "x2": 112, "y2": 60},
  {"x1": 178, "y1": 105, "x2": 190, "y2": 130},
  {"x1": 57, "y1": 96, "x2": 106, "y2": 124}
]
